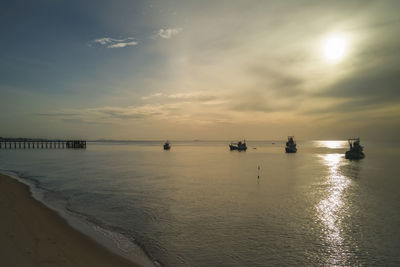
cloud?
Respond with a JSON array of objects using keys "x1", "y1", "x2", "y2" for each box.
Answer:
[
  {"x1": 89, "y1": 105, "x2": 162, "y2": 119},
  {"x1": 318, "y1": 68, "x2": 400, "y2": 101},
  {"x1": 92, "y1": 37, "x2": 113, "y2": 45},
  {"x1": 91, "y1": 37, "x2": 138, "y2": 48},
  {"x1": 33, "y1": 112, "x2": 79, "y2": 117},
  {"x1": 35, "y1": 90, "x2": 229, "y2": 127},
  {"x1": 311, "y1": 60, "x2": 400, "y2": 117},
  {"x1": 107, "y1": 40, "x2": 138, "y2": 48},
  {"x1": 90, "y1": 28, "x2": 183, "y2": 49},
  {"x1": 154, "y1": 28, "x2": 183, "y2": 39},
  {"x1": 34, "y1": 105, "x2": 165, "y2": 124},
  {"x1": 61, "y1": 118, "x2": 108, "y2": 125},
  {"x1": 141, "y1": 92, "x2": 218, "y2": 104},
  {"x1": 141, "y1": 92, "x2": 163, "y2": 100}
]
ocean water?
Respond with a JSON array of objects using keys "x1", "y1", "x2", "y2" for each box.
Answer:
[{"x1": 0, "y1": 140, "x2": 399, "y2": 266}]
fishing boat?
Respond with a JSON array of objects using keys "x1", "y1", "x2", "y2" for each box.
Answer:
[
  {"x1": 345, "y1": 138, "x2": 365, "y2": 159},
  {"x1": 285, "y1": 136, "x2": 297, "y2": 153},
  {"x1": 229, "y1": 140, "x2": 247, "y2": 151},
  {"x1": 163, "y1": 141, "x2": 171, "y2": 150}
]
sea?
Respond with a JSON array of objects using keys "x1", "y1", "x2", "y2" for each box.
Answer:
[{"x1": 0, "y1": 140, "x2": 399, "y2": 266}]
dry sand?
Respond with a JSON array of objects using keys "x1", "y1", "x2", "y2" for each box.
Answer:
[{"x1": 0, "y1": 173, "x2": 140, "y2": 267}]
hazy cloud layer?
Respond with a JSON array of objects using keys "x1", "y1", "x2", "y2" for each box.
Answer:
[{"x1": 1, "y1": 0, "x2": 400, "y2": 140}]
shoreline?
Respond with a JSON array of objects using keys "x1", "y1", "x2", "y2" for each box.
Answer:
[{"x1": 0, "y1": 173, "x2": 143, "y2": 267}]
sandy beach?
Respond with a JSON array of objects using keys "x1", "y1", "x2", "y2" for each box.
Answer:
[{"x1": 0, "y1": 173, "x2": 140, "y2": 267}]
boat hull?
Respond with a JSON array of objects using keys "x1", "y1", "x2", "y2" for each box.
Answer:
[
  {"x1": 345, "y1": 151, "x2": 365, "y2": 159},
  {"x1": 229, "y1": 142, "x2": 247, "y2": 151},
  {"x1": 285, "y1": 147, "x2": 297, "y2": 153}
]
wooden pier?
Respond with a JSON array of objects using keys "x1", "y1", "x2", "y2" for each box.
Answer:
[{"x1": 0, "y1": 138, "x2": 86, "y2": 149}]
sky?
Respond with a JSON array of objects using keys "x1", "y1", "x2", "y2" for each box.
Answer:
[{"x1": 0, "y1": 0, "x2": 399, "y2": 140}]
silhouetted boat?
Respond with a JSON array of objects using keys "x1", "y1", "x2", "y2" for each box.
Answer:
[
  {"x1": 229, "y1": 140, "x2": 247, "y2": 151},
  {"x1": 345, "y1": 138, "x2": 365, "y2": 159},
  {"x1": 285, "y1": 136, "x2": 297, "y2": 153},
  {"x1": 163, "y1": 141, "x2": 171, "y2": 150}
]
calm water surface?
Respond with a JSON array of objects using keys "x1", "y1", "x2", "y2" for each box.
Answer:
[{"x1": 0, "y1": 140, "x2": 399, "y2": 266}]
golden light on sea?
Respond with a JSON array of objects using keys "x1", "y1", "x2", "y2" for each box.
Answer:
[
  {"x1": 316, "y1": 140, "x2": 347, "y2": 149},
  {"x1": 316, "y1": 153, "x2": 351, "y2": 265}
]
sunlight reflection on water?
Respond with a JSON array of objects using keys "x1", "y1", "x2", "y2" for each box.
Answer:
[
  {"x1": 317, "y1": 153, "x2": 351, "y2": 265},
  {"x1": 315, "y1": 140, "x2": 347, "y2": 149}
]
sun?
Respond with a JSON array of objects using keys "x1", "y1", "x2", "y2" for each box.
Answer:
[{"x1": 323, "y1": 35, "x2": 347, "y2": 63}]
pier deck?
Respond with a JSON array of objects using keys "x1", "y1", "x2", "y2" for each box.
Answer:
[{"x1": 0, "y1": 138, "x2": 86, "y2": 149}]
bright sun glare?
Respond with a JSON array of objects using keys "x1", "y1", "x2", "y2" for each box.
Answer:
[{"x1": 323, "y1": 35, "x2": 347, "y2": 63}]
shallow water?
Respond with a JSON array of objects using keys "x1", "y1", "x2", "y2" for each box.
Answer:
[{"x1": 0, "y1": 140, "x2": 399, "y2": 266}]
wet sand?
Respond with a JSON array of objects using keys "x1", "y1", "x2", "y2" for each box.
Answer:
[{"x1": 0, "y1": 173, "x2": 140, "y2": 267}]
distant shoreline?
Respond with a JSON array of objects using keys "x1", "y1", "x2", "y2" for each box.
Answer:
[{"x1": 0, "y1": 173, "x2": 141, "y2": 267}]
